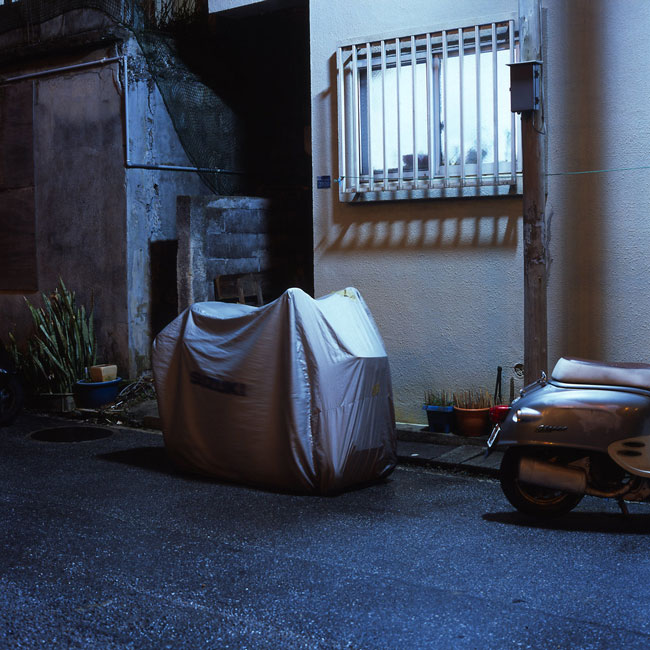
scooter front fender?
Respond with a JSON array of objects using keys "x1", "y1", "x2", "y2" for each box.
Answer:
[{"x1": 493, "y1": 381, "x2": 650, "y2": 453}]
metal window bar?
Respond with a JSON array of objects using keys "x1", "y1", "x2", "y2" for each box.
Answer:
[
  {"x1": 381, "y1": 40, "x2": 388, "y2": 190},
  {"x1": 337, "y1": 20, "x2": 519, "y2": 196},
  {"x1": 459, "y1": 28, "x2": 465, "y2": 186},
  {"x1": 492, "y1": 23, "x2": 499, "y2": 184},
  {"x1": 396, "y1": 38, "x2": 403, "y2": 190},
  {"x1": 442, "y1": 30, "x2": 449, "y2": 188},
  {"x1": 432, "y1": 56, "x2": 442, "y2": 186},
  {"x1": 352, "y1": 45, "x2": 360, "y2": 191},
  {"x1": 366, "y1": 42, "x2": 374, "y2": 190},
  {"x1": 426, "y1": 33, "x2": 433, "y2": 186},
  {"x1": 336, "y1": 47, "x2": 347, "y2": 194},
  {"x1": 411, "y1": 35, "x2": 417, "y2": 184},
  {"x1": 509, "y1": 19, "x2": 517, "y2": 183},
  {"x1": 475, "y1": 25, "x2": 482, "y2": 185}
]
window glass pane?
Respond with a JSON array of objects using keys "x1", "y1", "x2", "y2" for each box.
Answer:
[
  {"x1": 479, "y1": 45, "x2": 494, "y2": 166},
  {"x1": 462, "y1": 36, "x2": 477, "y2": 168},
  {"x1": 441, "y1": 39, "x2": 513, "y2": 171},
  {"x1": 367, "y1": 56, "x2": 429, "y2": 179}
]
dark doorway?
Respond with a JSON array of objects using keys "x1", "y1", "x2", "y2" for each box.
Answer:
[{"x1": 150, "y1": 239, "x2": 178, "y2": 336}]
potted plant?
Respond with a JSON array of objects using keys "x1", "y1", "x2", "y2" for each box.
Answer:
[
  {"x1": 74, "y1": 364, "x2": 122, "y2": 409},
  {"x1": 423, "y1": 390, "x2": 454, "y2": 433},
  {"x1": 453, "y1": 389, "x2": 493, "y2": 437},
  {"x1": 7, "y1": 279, "x2": 97, "y2": 412}
]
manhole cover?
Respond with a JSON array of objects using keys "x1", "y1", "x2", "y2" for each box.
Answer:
[{"x1": 30, "y1": 427, "x2": 113, "y2": 443}]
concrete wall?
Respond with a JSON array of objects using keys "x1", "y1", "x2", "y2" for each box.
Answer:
[
  {"x1": 311, "y1": 0, "x2": 650, "y2": 424},
  {"x1": 124, "y1": 36, "x2": 209, "y2": 375},
  {"x1": 177, "y1": 195, "x2": 273, "y2": 307}
]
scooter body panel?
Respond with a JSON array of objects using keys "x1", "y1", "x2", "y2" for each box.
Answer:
[
  {"x1": 493, "y1": 381, "x2": 650, "y2": 455},
  {"x1": 608, "y1": 436, "x2": 650, "y2": 477}
]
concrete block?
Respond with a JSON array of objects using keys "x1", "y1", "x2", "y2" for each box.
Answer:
[
  {"x1": 205, "y1": 207, "x2": 271, "y2": 235},
  {"x1": 207, "y1": 233, "x2": 267, "y2": 259},
  {"x1": 206, "y1": 196, "x2": 271, "y2": 211},
  {"x1": 207, "y1": 258, "x2": 261, "y2": 277},
  {"x1": 223, "y1": 209, "x2": 271, "y2": 234},
  {"x1": 90, "y1": 364, "x2": 118, "y2": 382}
]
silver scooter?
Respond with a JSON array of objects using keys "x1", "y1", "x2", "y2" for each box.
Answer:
[{"x1": 487, "y1": 357, "x2": 650, "y2": 516}]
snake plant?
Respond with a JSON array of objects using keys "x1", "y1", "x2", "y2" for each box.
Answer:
[{"x1": 8, "y1": 279, "x2": 96, "y2": 394}]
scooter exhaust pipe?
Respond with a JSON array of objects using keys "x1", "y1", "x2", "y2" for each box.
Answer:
[{"x1": 518, "y1": 457, "x2": 587, "y2": 494}]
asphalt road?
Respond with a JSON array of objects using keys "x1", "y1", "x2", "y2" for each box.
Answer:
[{"x1": 2, "y1": 413, "x2": 650, "y2": 649}]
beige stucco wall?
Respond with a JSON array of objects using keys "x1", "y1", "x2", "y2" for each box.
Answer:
[
  {"x1": 311, "y1": 0, "x2": 650, "y2": 424},
  {"x1": 311, "y1": 0, "x2": 524, "y2": 423}
]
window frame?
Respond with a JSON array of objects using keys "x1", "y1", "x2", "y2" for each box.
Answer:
[{"x1": 336, "y1": 13, "x2": 522, "y2": 202}]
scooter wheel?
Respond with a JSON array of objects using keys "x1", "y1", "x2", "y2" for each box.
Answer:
[
  {"x1": 500, "y1": 447, "x2": 583, "y2": 517},
  {"x1": 0, "y1": 374, "x2": 24, "y2": 426}
]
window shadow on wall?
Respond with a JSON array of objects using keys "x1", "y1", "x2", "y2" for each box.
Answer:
[
  {"x1": 319, "y1": 198, "x2": 521, "y2": 252},
  {"x1": 322, "y1": 52, "x2": 521, "y2": 253}
]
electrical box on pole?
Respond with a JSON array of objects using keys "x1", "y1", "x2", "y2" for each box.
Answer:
[{"x1": 508, "y1": 60, "x2": 542, "y2": 112}]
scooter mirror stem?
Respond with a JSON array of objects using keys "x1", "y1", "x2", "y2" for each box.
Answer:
[{"x1": 519, "y1": 371, "x2": 548, "y2": 399}]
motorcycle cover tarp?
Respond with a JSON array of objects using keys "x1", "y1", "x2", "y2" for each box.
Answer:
[{"x1": 152, "y1": 287, "x2": 397, "y2": 494}]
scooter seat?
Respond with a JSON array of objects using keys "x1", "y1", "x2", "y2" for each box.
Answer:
[{"x1": 552, "y1": 357, "x2": 650, "y2": 391}]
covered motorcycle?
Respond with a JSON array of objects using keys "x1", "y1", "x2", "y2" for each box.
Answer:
[{"x1": 152, "y1": 287, "x2": 397, "y2": 494}]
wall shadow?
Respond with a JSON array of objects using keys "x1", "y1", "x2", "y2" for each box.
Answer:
[
  {"x1": 557, "y1": 4, "x2": 605, "y2": 357},
  {"x1": 322, "y1": 50, "x2": 522, "y2": 254},
  {"x1": 319, "y1": 198, "x2": 521, "y2": 252}
]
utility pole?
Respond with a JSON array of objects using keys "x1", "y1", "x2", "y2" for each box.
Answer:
[{"x1": 519, "y1": 0, "x2": 547, "y2": 384}]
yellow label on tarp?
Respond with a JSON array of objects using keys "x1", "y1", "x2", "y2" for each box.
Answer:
[{"x1": 334, "y1": 289, "x2": 357, "y2": 300}]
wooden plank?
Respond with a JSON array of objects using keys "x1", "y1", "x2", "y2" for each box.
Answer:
[
  {"x1": 0, "y1": 187, "x2": 37, "y2": 292},
  {"x1": 0, "y1": 82, "x2": 34, "y2": 191},
  {"x1": 519, "y1": 0, "x2": 547, "y2": 383},
  {"x1": 214, "y1": 272, "x2": 267, "y2": 306},
  {"x1": 0, "y1": 80, "x2": 37, "y2": 292}
]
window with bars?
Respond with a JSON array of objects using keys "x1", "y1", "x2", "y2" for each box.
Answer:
[{"x1": 336, "y1": 17, "x2": 521, "y2": 200}]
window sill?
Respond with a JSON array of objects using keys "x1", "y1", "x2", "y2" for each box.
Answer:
[{"x1": 338, "y1": 177, "x2": 523, "y2": 203}]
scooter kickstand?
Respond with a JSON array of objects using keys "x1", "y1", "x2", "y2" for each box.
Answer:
[{"x1": 617, "y1": 498, "x2": 630, "y2": 516}]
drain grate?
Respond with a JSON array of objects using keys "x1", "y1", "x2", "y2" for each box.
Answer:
[{"x1": 30, "y1": 427, "x2": 113, "y2": 443}]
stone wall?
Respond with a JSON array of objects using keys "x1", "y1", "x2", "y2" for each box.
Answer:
[{"x1": 177, "y1": 195, "x2": 273, "y2": 309}]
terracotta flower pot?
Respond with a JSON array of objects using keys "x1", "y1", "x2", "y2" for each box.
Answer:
[{"x1": 453, "y1": 406, "x2": 490, "y2": 437}]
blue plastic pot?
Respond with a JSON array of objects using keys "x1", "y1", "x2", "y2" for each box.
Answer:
[
  {"x1": 74, "y1": 377, "x2": 122, "y2": 409},
  {"x1": 423, "y1": 404, "x2": 454, "y2": 433}
]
